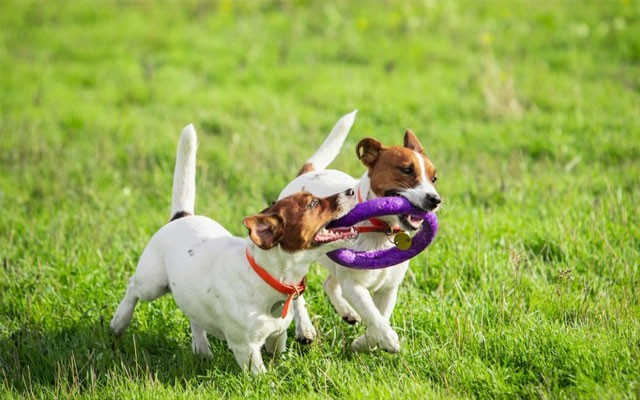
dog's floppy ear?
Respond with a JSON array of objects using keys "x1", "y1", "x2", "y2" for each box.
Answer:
[
  {"x1": 356, "y1": 138, "x2": 384, "y2": 168},
  {"x1": 403, "y1": 130, "x2": 424, "y2": 154},
  {"x1": 243, "y1": 213, "x2": 285, "y2": 250}
]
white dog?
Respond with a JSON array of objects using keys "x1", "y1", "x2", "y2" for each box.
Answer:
[
  {"x1": 279, "y1": 111, "x2": 440, "y2": 353},
  {"x1": 110, "y1": 124, "x2": 357, "y2": 374}
]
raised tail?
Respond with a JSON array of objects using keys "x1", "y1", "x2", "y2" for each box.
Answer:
[
  {"x1": 170, "y1": 124, "x2": 197, "y2": 221},
  {"x1": 296, "y1": 110, "x2": 357, "y2": 176}
]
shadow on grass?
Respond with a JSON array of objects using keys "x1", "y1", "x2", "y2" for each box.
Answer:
[{"x1": 0, "y1": 314, "x2": 255, "y2": 394}]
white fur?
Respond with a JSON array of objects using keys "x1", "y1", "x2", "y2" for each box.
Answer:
[
  {"x1": 401, "y1": 151, "x2": 439, "y2": 209},
  {"x1": 305, "y1": 110, "x2": 357, "y2": 171},
  {"x1": 171, "y1": 124, "x2": 197, "y2": 217},
  {"x1": 279, "y1": 116, "x2": 439, "y2": 352},
  {"x1": 110, "y1": 125, "x2": 354, "y2": 374},
  {"x1": 280, "y1": 171, "x2": 406, "y2": 352}
]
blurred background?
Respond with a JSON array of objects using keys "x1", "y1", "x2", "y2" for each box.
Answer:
[{"x1": 1, "y1": 1, "x2": 639, "y2": 398}]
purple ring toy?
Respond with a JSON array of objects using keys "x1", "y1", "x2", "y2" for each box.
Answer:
[{"x1": 326, "y1": 197, "x2": 438, "y2": 270}]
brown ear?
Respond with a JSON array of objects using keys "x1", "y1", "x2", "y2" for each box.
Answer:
[
  {"x1": 356, "y1": 138, "x2": 384, "y2": 168},
  {"x1": 243, "y1": 213, "x2": 285, "y2": 250},
  {"x1": 404, "y1": 130, "x2": 424, "y2": 154}
]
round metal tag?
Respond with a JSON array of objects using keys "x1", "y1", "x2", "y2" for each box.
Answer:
[
  {"x1": 270, "y1": 300, "x2": 286, "y2": 318},
  {"x1": 394, "y1": 231, "x2": 412, "y2": 251}
]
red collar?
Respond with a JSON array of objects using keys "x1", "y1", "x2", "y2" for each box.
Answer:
[
  {"x1": 245, "y1": 248, "x2": 306, "y2": 319},
  {"x1": 356, "y1": 187, "x2": 402, "y2": 234}
]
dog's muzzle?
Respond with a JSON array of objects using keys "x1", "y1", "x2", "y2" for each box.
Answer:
[{"x1": 421, "y1": 193, "x2": 441, "y2": 211}]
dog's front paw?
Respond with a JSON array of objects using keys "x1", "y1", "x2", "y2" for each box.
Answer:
[
  {"x1": 295, "y1": 324, "x2": 317, "y2": 344},
  {"x1": 376, "y1": 327, "x2": 400, "y2": 353},
  {"x1": 341, "y1": 309, "x2": 361, "y2": 325},
  {"x1": 250, "y1": 363, "x2": 267, "y2": 375},
  {"x1": 351, "y1": 327, "x2": 400, "y2": 353},
  {"x1": 351, "y1": 334, "x2": 376, "y2": 353},
  {"x1": 109, "y1": 316, "x2": 127, "y2": 336}
]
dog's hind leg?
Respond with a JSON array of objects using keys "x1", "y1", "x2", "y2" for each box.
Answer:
[
  {"x1": 292, "y1": 296, "x2": 316, "y2": 344},
  {"x1": 190, "y1": 320, "x2": 213, "y2": 359},
  {"x1": 110, "y1": 247, "x2": 168, "y2": 335},
  {"x1": 110, "y1": 280, "x2": 139, "y2": 336},
  {"x1": 323, "y1": 274, "x2": 361, "y2": 324}
]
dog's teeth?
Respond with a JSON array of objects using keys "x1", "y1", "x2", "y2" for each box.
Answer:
[{"x1": 315, "y1": 226, "x2": 360, "y2": 244}]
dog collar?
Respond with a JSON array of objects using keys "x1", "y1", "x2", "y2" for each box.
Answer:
[
  {"x1": 245, "y1": 248, "x2": 306, "y2": 319},
  {"x1": 356, "y1": 187, "x2": 402, "y2": 234}
]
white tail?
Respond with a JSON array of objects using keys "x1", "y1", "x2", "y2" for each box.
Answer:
[
  {"x1": 297, "y1": 110, "x2": 357, "y2": 176},
  {"x1": 171, "y1": 124, "x2": 197, "y2": 219}
]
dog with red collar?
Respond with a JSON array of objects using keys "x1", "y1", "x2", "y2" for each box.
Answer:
[
  {"x1": 110, "y1": 124, "x2": 358, "y2": 374},
  {"x1": 279, "y1": 111, "x2": 441, "y2": 353}
]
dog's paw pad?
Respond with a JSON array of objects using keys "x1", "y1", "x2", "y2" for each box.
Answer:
[
  {"x1": 295, "y1": 325, "x2": 316, "y2": 345},
  {"x1": 296, "y1": 336, "x2": 314, "y2": 345},
  {"x1": 342, "y1": 315, "x2": 360, "y2": 325}
]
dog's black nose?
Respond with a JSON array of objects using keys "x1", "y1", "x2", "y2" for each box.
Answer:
[
  {"x1": 345, "y1": 188, "x2": 355, "y2": 197},
  {"x1": 423, "y1": 193, "x2": 441, "y2": 210}
]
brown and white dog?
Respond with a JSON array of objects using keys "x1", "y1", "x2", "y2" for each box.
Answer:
[
  {"x1": 110, "y1": 124, "x2": 357, "y2": 373},
  {"x1": 278, "y1": 111, "x2": 440, "y2": 353}
]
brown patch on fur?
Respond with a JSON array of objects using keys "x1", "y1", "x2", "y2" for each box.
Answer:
[
  {"x1": 244, "y1": 191, "x2": 349, "y2": 252},
  {"x1": 356, "y1": 138, "x2": 384, "y2": 168},
  {"x1": 297, "y1": 162, "x2": 314, "y2": 177},
  {"x1": 170, "y1": 211, "x2": 192, "y2": 222},
  {"x1": 243, "y1": 214, "x2": 285, "y2": 250},
  {"x1": 357, "y1": 133, "x2": 436, "y2": 198}
]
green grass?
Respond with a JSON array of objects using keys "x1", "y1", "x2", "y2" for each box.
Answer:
[{"x1": 1, "y1": 0, "x2": 639, "y2": 398}]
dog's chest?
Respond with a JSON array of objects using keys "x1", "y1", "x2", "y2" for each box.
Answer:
[
  {"x1": 370, "y1": 266, "x2": 406, "y2": 291},
  {"x1": 344, "y1": 263, "x2": 408, "y2": 292}
]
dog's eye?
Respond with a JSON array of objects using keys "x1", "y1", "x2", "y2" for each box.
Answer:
[
  {"x1": 431, "y1": 175, "x2": 438, "y2": 184},
  {"x1": 308, "y1": 199, "x2": 319, "y2": 209},
  {"x1": 399, "y1": 166, "x2": 414, "y2": 175}
]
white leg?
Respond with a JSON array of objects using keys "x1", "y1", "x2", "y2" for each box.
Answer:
[
  {"x1": 323, "y1": 274, "x2": 361, "y2": 324},
  {"x1": 340, "y1": 278, "x2": 400, "y2": 353},
  {"x1": 265, "y1": 330, "x2": 287, "y2": 355},
  {"x1": 190, "y1": 320, "x2": 213, "y2": 359},
  {"x1": 292, "y1": 296, "x2": 316, "y2": 344},
  {"x1": 228, "y1": 341, "x2": 266, "y2": 375},
  {"x1": 372, "y1": 286, "x2": 399, "y2": 320},
  {"x1": 110, "y1": 281, "x2": 139, "y2": 335},
  {"x1": 110, "y1": 249, "x2": 168, "y2": 335}
]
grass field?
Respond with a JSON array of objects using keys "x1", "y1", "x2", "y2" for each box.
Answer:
[{"x1": 1, "y1": 0, "x2": 639, "y2": 398}]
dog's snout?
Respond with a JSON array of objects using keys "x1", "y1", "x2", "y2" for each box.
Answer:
[
  {"x1": 424, "y1": 193, "x2": 441, "y2": 210},
  {"x1": 345, "y1": 188, "x2": 355, "y2": 197}
]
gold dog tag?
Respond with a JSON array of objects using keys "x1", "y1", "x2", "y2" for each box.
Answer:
[
  {"x1": 270, "y1": 300, "x2": 286, "y2": 318},
  {"x1": 394, "y1": 232, "x2": 412, "y2": 251}
]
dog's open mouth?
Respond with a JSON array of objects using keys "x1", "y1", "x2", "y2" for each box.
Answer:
[
  {"x1": 400, "y1": 214, "x2": 424, "y2": 231},
  {"x1": 382, "y1": 190, "x2": 424, "y2": 231},
  {"x1": 312, "y1": 226, "x2": 358, "y2": 246}
]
